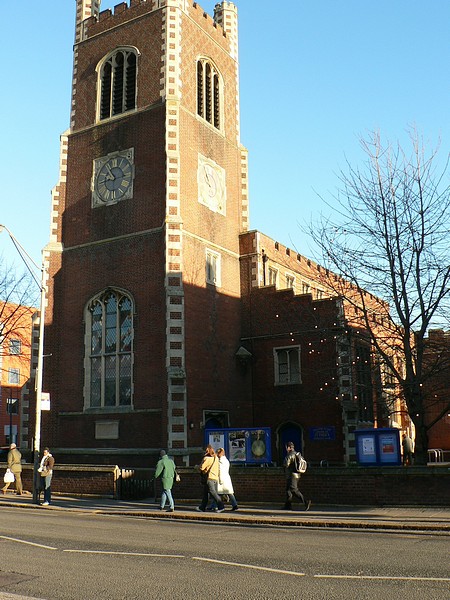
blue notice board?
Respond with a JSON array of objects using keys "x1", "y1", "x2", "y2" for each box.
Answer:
[
  {"x1": 355, "y1": 428, "x2": 401, "y2": 466},
  {"x1": 205, "y1": 428, "x2": 272, "y2": 464},
  {"x1": 310, "y1": 426, "x2": 336, "y2": 441}
]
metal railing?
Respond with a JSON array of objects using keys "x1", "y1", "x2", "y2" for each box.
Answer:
[
  {"x1": 119, "y1": 468, "x2": 155, "y2": 500},
  {"x1": 427, "y1": 449, "x2": 448, "y2": 463}
]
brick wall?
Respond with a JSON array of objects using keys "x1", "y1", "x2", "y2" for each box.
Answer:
[
  {"x1": 173, "y1": 466, "x2": 450, "y2": 506},
  {"x1": 4, "y1": 464, "x2": 119, "y2": 498},
  {"x1": 4, "y1": 463, "x2": 449, "y2": 506}
]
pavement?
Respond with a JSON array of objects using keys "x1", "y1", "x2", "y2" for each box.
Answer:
[{"x1": 1, "y1": 491, "x2": 450, "y2": 533}]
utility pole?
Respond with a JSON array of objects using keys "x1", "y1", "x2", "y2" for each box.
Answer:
[{"x1": 0, "y1": 224, "x2": 47, "y2": 504}]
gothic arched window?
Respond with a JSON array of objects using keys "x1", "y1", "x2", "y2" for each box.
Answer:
[
  {"x1": 98, "y1": 48, "x2": 137, "y2": 120},
  {"x1": 197, "y1": 58, "x2": 222, "y2": 130},
  {"x1": 85, "y1": 289, "x2": 133, "y2": 408}
]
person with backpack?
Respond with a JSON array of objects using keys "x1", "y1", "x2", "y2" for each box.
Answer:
[{"x1": 283, "y1": 441, "x2": 311, "y2": 511}]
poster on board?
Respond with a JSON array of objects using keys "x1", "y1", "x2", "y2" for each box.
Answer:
[{"x1": 205, "y1": 428, "x2": 271, "y2": 464}]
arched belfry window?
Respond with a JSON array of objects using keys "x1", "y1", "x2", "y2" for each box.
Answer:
[
  {"x1": 85, "y1": 289, "x2": 134, "y2": 408},
  {"x1": 197, "y1": 58, "x2": 222, "y2": 130},
  {"x1": 98, "y1": 48, "x2": 138, "y2": 120}
]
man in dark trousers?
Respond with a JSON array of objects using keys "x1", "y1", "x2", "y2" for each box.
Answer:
[{"x1": 283, "y1": 441, "x2": 311, "y2": 511}]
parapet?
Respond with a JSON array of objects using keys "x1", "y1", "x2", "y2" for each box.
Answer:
[{"x1": 76, "y1": 1, "x2": 236, "y2": 44}]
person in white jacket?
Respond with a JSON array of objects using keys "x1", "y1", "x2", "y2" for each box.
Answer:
[{"x1": 216, "y1": 447, "x2": 239, "y2": 511}]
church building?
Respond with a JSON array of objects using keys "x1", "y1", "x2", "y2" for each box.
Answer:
[{"x1": 40, "y1": 0, "x2": 396, "y2": 468}]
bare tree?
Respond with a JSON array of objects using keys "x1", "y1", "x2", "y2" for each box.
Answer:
[
  {"x1": 309, "y1": 131, "x2": 450, "y2": 464},
  {"x1": 0, "y1": 258, "x2": 39, "y2": 366}
]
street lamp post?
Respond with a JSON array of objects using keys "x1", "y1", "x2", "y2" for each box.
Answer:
[{"x1": 0, "y1": 224, "x2": 47, "y2": 504}]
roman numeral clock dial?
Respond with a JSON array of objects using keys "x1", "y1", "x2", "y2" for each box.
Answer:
[{"x1": 92, "y1": 149, "x2": 135, "y2": 207}]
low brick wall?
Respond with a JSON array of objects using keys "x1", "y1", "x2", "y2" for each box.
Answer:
[
  {"x1": 2, "y1": 463, "x2": 449, "y2": 506},
  {"x1": 1, "y1": 464, "x2": 119, "y2": 498},
  {"x1": 173, "y1": 465, "x2": 450, "y2": 506}
]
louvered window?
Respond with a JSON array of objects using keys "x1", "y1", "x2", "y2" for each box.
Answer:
[
  {"x1": 197, "y1": 58, "x2": 222, "y2": 130},
  {"x1": 86, "y1": 289, "x2": 133, "y2": 408},
  {"x1": 99, "y1": 49, "x2": 137, "y2": 121}
]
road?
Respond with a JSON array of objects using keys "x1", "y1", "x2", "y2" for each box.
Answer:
[{"x1": 0, "y1": 507, "x2": 449, "y2": 599}]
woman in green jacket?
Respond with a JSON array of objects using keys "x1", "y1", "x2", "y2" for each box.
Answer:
[{"x1": 154, "y1": 450, "x2": 176, "y2": 512}]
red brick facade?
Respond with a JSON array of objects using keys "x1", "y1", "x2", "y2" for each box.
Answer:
[{"x1": 38, "y1": 1, "x2": 435, "y2": 470}]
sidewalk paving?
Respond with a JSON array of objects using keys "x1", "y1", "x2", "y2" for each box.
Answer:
[{"x1": 1, "y1": 491, "x2": 450, "y2": 532}]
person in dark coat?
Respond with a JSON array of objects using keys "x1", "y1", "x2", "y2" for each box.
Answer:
[
  {"x1": 283, "y1": 441, "x2": 311, "y2": 511},
  {"x1": 38, "y1": 447, "x2": 55, "y2": 505},
  {"x1": 402, "y1": 433, "x2": 414, "y2": 466}
]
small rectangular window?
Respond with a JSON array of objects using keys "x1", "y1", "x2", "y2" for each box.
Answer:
[
  {"x1": 7, "y1": 398, "x2": 19, "y2": 415},
  {"x1": 268, "y1": 267, "x2": 278, "y2": 287},
  {"x1": 274, "y1": 346, "x2": 301, "y2": 385},
  {"x1": 9, "y1": 339, "x2": 21, "y2": 355},
  {"x1": 8, "y1": 369, "x2": 20, "y2": 385},
  {"x1": 206, "y1": 249, "x2": 221, "y2": 286},
  {"x1": 302, "y1": 282, "x2": 310, "y2": 295},
  {"x1": 286, "y1": 274, "x2": 295, "y2": 289}
]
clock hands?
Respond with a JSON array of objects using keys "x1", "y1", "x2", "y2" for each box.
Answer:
[
  {"x1": 104, "y1": 162, "x2": 116, "y2": 181},
  {"x1": 204, "y1": 165, "x2": 217, "y2": 197}
]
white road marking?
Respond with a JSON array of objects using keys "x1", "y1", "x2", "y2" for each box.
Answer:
[
  {"x1": 315, "y1": 574, "x2": 450, "y2": 583},
  {"x1": 193, "y1": 556, "x2": 306, "y2": 577},
  {"x1": 63, "y1": 549, "x2": 185, "y2": 558},
  {"x1": 0, "y1": 535, "x2": 57, "y2": 550},
  {"x1": 1, "y1": 535, "x2": 448, "y2": 585}
]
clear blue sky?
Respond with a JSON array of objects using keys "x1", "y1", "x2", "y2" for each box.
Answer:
[{"x1": 1, "y1": 0, "x2": 448, "y2": 273}]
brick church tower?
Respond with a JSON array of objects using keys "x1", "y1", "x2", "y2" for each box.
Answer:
[{"x1": 43, "y1": 0, "x2": 250, "y2": 466}]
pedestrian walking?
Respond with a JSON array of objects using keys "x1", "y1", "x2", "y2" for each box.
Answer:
[
  {"x1": 196, "y1": 445, "x2": 225, "y2": 513},
  {"x1": 154, "y1": 450, "x2": 177, "y2": 512},
  {"x1": 217, "y1": 448, "x2": 238, "y2": 511},
  {"x1": 38, "y1": 447, "x2": 55, "y2": 505},
  {"x1": 2, "y1": 443, "x2": 23, "y2": 496},
  {"x1": 402, "y1": 433, "x2": 414, "y2": 466},
  {"x1": 283, "y1": 441, "x2": 311, "y2": 511}
]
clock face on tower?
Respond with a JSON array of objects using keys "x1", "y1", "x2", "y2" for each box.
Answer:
[
  {"x1": 198, "y1": 154, "x2": 226, "y2": 215},
  {"x1": 92, "y1": 148, "x2": 135, "y2": 207}
]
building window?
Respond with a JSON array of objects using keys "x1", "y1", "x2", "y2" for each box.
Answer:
[
  {"x1": 302, "y1": 282, "x2": 311, "y2": 295},
  {"x1": 355, "y1": 343, "x2": 374, "y2": 422},
  {"x1": 206, "y1": 249, "x2": 221, "y2": 286},
  {"x1": 197, "y1": 58, "x2": 222, "y2": 130},
  {"x1": 286, "y1": 274, "x2": 295, "y2": 289},
  {"x1": 274, "y1": 346, "x2": 301, "y2": 385},
  {"x1": 9, "y1": 339, "x2": 21, "y2": 355},
  {"x1": 6, "y1": 398, "x2": 19, "y2": 415},
  {"x1": 7, "y1": 369, "x2": 20, "y2": 385},
  {"x1": 203, "y1": 410, "x2": 230, "y2": 429},
  {"x1": 316, "y1": 289, "x2": 324, "y2": 300},
  {"x1": 268, "y1": 267, "x2": 278, "y2": 287},
  {"x1": 85, "y1": 289, "x2": 133, "y2": 409},
  {"x1": 98, "y1": 48, "x2": 137, "y2": 121}
]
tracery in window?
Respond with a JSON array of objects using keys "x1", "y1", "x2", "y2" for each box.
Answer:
[
  {"x1": 86, "y1": 289, "x2": 133, "y2": 409},
  {"x1": 99, "y1": 49, "x2": 137, "y2": 120},
  {"x1": 197, "y1": 58, "x2": 222, "y2": 130}
]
